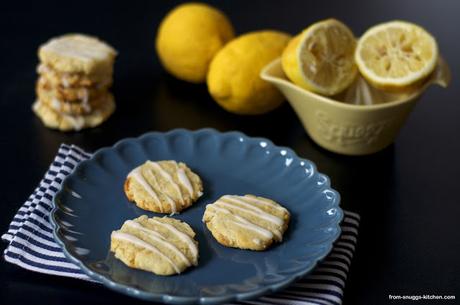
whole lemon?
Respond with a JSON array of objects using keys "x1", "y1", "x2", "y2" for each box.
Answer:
[
  {"x1": 207, "y1": 31, "x2": 291, "y2": 115},
  {"x1": 156, "y1": 3, "x2": 235, "y2": 83}
]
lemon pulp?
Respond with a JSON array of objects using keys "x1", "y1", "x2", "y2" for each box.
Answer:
[
  {"x1": 355, "y1": 20, "x2": 438, "y2": 90},
  {"x1": 282, "y1": 19, "x2": 357, "y2": 96}
]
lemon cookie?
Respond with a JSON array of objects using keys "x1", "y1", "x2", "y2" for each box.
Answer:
[
  {"x1": 32, "y1": 93, "x2": 115, "y2": 131},
  {"x1": 38, "y1": 34, "x2": 117, "y2": 75},
  {"x1": 124, "y1": 160, "x2": 203, "y2": 214},
  {"x1": 37, "y1": 76, "x2": 109, "y2": 102},
  {"x1": 203, "y1": 195, "x2": 290, "y2": 251},
  {"x1": 37, "y1": 81, "x2": 109, "y2": 115},
  {"x1": 38, "y1": 90, "x2": 111, "y2": 115},
  {"x1": 111, "y1": 215, "x2": 199, "y2": 276},
  {"x1": 37, "y1": 64, "x2": 113, "y2": 88}
]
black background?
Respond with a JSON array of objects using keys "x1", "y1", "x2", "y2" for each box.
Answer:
[{"x1": 1, "y1": 1, "x2": 459, "y2": 304}]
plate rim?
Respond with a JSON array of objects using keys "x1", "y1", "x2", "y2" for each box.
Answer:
[{"x1": 51, "y1": 128, "x2": 343, "y2": 304}]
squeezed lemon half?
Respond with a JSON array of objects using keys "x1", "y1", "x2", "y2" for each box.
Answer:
[
  {"x1": 355, "y1": 20, "x2": 438, "y2": 90},
  {"x1": 282, "y1": 19, "x2": 357, "y2": 96}
]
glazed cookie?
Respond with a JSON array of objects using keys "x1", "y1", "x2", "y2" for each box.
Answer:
[
  {"x1": 203, "y1": 195, "x2": 290, "y2": 251},
  {"x1": 32, "y1": 94, "x2": 115, "y2": 131},
  {"x1": 37, "y1": 76, "x2": 109, "y2": 102},
  {"x1": 38, "y1": 91, "x2": 109, "y2": 115},
  {"x1": 110, "y1": 215, "x2": 199, "y2": 276},
  {"x1": 37, "y1": 64, "x2": 113, "y2": 88},
  {"x1": 124, "y1": 160, "x2": 203, "y2": 214},
  {"x1": 37, "y1": 83, "x2": 109, "y2": 115},
  {"x1": 38, "y1": 34, "x2": 117, "y2": 75}
]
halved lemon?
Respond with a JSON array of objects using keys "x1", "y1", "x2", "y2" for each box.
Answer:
[
  {"x1": 282, "y1": 19, "x2": 357, "y2": 96},
  {"x1": 355, "y1": 21, "x2": 438, "y2": 90}
]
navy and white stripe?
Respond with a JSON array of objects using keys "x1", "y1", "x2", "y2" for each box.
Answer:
[{"x1": 1, "y1": 144, "x2": 360, "y2": 305}]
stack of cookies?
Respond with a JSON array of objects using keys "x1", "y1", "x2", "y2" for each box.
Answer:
[{"x1": 33, "y1": 34, "x2": 117, "y2": 131}]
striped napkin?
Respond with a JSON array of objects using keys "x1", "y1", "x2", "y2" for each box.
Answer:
[{"x1": 2, "y1": 144, "x2": 360, "y2": 305}]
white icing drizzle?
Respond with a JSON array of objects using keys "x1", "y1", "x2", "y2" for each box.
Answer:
[
  {"x1": 32, "y1": 101, "x2": 39, "y2": 112},
  {"x1": 81, "y1": 88, "x2": 91, "y2": 112},
  {"x1": 216, "y1": 198, "x2": 284, "y2": 227},
  {"x1": 37, "y1": 64, "x2": 50, "y2": 74},
  {"x1": 61, "y1": 77, "x2": 70, "y2": 88},
  {"x1": 128, "y1": 167, "x2": 163, "y2": 213},
  {"x1": 51, "y1": 98, "x2": 62, "y2": 111},
  {"x1": 62, "y1": 114, "x2": 85, "y2": 131},
  {"x1": 144, "y1": 166, "x2": 177, "y2": 213},
  {"x1": 112, "y1": 231, "x2": 180, "y2": 273},
  {"x1": 177, "y1": 168, "x2": 194, "y2": 196},
  {"x1": 163, "y1": 194, "x2": 177, "y2": 213},
  {"x1": 144, "y1": 168, "x2": 176, "y2": 213},
  {"x1": 241, "y1": 195, "x2": 288, "y2": 212},
  {"x1": 148, "y1": 161, "x2": 184, "y2": 203},
  {"x1": 149, "y1": 219, "x2": 198, "y2": 261},
  {"x1": 124, "y1": 220, "x2": 191, "y2": 266},
  {"x1": 206, "y1": 205, "x2": 274, "y2": 239},
  {"x1": 253, "y1": 238, "x2": 261, "y2": 245}
]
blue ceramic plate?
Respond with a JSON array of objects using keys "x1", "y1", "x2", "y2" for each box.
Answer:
[{"x1": 51, "y1": 129, "x2": 342, "y2": 304}]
